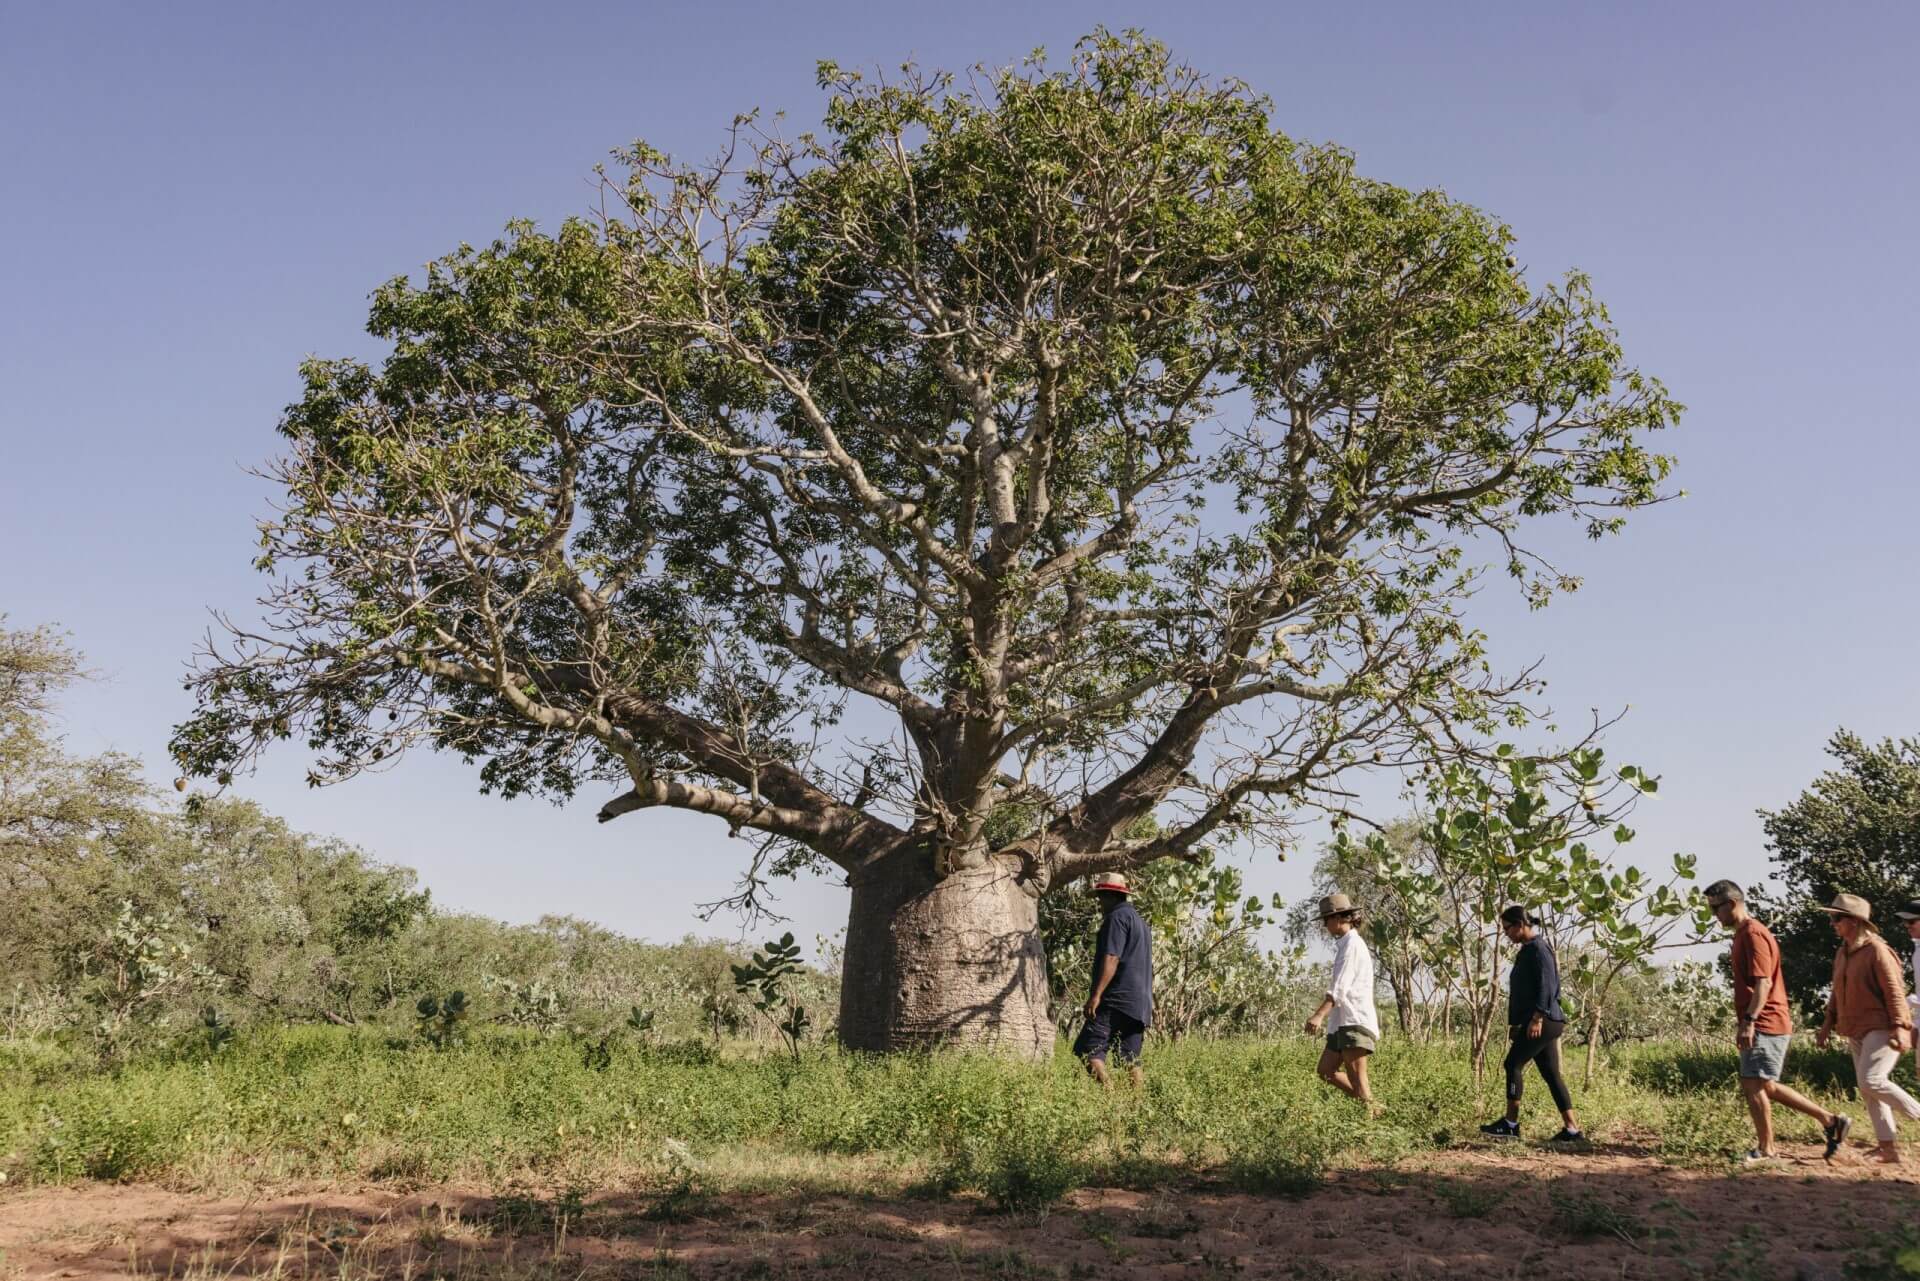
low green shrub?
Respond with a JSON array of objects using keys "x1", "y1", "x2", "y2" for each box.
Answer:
[
  {"x1": 0, "y1": 1029, "x2": 1882, "y2": 1195},
  {"x1": 1221, "y1": 1092, "x2": 1346, "y2": 1197},
  {"x1": 930, "y1": 1070, "x2": 1098, "y2": 1212},
  {"x1": 1654, "y1": 1090, "x2": 1751, "y2": 1166}
]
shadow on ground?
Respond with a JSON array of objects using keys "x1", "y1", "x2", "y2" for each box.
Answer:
[{"x1": 3, "y1": 1143, "x2": 1917, "y2": 1280}]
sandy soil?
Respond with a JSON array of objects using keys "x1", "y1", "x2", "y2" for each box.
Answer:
[{"x1": 1, "y1": 1138, "x2": 1915, "y2": 1280}]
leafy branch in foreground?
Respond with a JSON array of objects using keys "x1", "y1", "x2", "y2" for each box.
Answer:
[{"x1": 1348, "y1": 747, "x2": 1703, "y2": 1078}]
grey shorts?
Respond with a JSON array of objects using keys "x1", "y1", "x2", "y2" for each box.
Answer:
[{"x1": 1738, "y1": 1032, "x2": 1790, "y2": 1081}]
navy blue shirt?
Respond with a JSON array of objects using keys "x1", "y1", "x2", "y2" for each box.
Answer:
[
  {"x1": 1508, "y1": 933, "x2": 1565, "y2": 1025},
  {"x1": 1092, "y1": 901, "x2": 1154, "y2": 1025}
]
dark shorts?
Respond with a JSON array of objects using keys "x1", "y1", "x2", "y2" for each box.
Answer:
[
  {"x1": 1073, "y1": 1006, "x2": 1146, "y2": 1063},
  {"x1": 1327, "y1": 1026, "x2": 1377, "y2": 1054}
]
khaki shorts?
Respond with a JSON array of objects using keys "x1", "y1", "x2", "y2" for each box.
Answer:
[{"x1": 1328, "y1": 1026, "x2": 1377, "y2": 1054}]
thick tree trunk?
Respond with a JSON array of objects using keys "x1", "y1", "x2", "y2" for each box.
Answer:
[{"x1": 838, "y1": 849, "x2": 1054, "y2": 1057}]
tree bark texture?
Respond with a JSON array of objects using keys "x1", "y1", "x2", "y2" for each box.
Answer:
[{"x1": 838, "y1": 850, "x2": 1054, "y2": 1057}]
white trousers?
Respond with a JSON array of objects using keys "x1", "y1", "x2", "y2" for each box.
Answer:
[{"x1": 1850, "y1": 1029, "x2": 1920, "y2": 1142}]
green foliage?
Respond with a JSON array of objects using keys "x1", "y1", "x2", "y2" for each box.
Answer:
[
  {"x1": 1844, "y1": 1222, "x2": 1920, "y2": 1279},
  {"x1": 0, "y1": 627, "x2": 837, "y2": 1060},
  {"x1": 1432, "y1": 1177, "x2": 1507, "y2": 1219},
  {"x1": 170, "y1": 35, "x2": 1680, "y2": 1022},
  {"x1": 639, "y1": 1139, "x2": 710, "y2": 1222},
  {"x1": 729, "y1": 933, "x2": 813, "y2": 1061},
  {"x1": 1653, "y1": 1089, "x2": 1753, "y2": 1166},
  {"x1": 414, "y1": 990, "x2": 469, "y2": 1050},
  {"x1": 0, "y1": 1030, "x2": 1892, "y2": 1194},
  {"x1": 1548, "y1": 1181, "x2": 1642, "y2": 1244},
  {"x1": 1590, "y1": 960, "x2": 1732, "y2": 1045},
  {"x1": 194, "y1": 1006, "x2": 235, "y2": 1057},
  {"x1": 1755, "y1": 730, "x2": 1920, "y2": 1017},
  {"x1": 1042, "y1": 851, "x2": 1313, "y2": 1040},
  {"x1": 1222, "y1": 1096, "x2": 1345, "y2": 1197},
  {"x1": 487, "y1": 976, "x2": 566, "y2": 1032},
  {"x1": 79, "y1": 902, "x2": 203, "y2": 1060},
  {"x1": 931, "y1": 1078, "x2": 1097, "y2": 1213},
  {"x1": 1347, "y1": 747, "x2": 1703, "y2": 1068}
]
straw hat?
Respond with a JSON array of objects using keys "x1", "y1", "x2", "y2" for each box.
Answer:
[
  {"x1": 1819, "y1": 892, "x2": 1873, "y2": 922},
  {"x1": 1318, "y1": 892, "x2": 1359, "y2": 920},
  {"x1": 1091, "y1": 873, "x2": 1132, "y2": 895}
]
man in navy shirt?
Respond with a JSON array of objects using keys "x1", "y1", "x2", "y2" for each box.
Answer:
[{"x1": 1074, "y1": 872, "x2": 1153, "y2": 1086}]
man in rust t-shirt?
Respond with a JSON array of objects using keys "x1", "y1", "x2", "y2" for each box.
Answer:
[{"x1": 1705, "y1": 880, "x2": 1850, "y2": 1160}]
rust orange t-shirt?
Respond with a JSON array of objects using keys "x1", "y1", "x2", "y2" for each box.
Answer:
[{"x1": 1731, "y1": 916, "x2": 1793, "y2": 1035}]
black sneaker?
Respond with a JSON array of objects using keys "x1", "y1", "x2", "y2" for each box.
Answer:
[
  {"x1": 1740, "y1": 1148, "x2": 1777, "y2": 1164},
  {"x1": 1549, "y1": 1127, "x2": 1586, "y2": 1144},
  {"x1": 1823, "y1": 1114, "x2": 1852, "y2": 1160},
  {"x1": 1480, "y1": 1118, "x2": 1520, "y2": 1140}
]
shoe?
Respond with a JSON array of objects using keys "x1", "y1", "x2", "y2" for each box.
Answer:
[
  {"x1": 1549, "y1": 1128, "x2": 1586, "y2": 1144},
  {"x1": 1823, "y1": 1114, "x2": 1852, "y2": 1160},
  {"x1": 1479, "y1": 1118, "x2": 1520, "y2": 1140},
  {"x1": 1740, "y1": 1148, "x2": 1777, "y2": 1163}
]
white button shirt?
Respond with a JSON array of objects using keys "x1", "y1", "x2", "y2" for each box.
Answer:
[{"x1": 1327, "y1": 928, "x2": 1380, "y2": 1037}]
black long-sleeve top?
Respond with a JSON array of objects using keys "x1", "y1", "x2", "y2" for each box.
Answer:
[{"x1": 1508, "y1": 933, "x2": 1566, "y2": 1025}]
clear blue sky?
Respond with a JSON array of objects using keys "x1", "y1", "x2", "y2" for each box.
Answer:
[{"x1": 4, "y1": 1, "x2": 1916, "y2": 950}]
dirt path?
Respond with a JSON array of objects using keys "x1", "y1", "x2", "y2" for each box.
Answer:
[{"x1": 1, "y1": 1141, "x2": 1915, "y2": 1279}]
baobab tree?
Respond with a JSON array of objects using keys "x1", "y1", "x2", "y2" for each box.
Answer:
[{"x1": 172, "y1": 32, "x2": 1678, "y2": 1055}]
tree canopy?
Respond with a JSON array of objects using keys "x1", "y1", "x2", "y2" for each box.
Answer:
[
  {"x1": 173, "y1": 32, "x2": 1677, "y2": 900},
  {"x1": 1755, "y1": 730, "x2": 1920, "y2": 1011}
]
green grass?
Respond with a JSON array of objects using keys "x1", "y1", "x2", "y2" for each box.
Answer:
[{"x1": 0, "y1": 1027, "x2": 1893, "y2": 1201}]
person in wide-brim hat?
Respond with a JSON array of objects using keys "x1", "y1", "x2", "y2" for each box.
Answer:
[
  {"x1": 1819, "y1": 892, "x2": 1875, "y2": 923},
  {"x1": 1317, "y1": 892, "x2": 1360, "y2": 921},
  {"x1": 1304, "y1": 892, "x2": 1382, "y2": 1116},
  {"x1": 1073, "y1": 872, "x2": 1153, "y2": 1089},
  {"x1": 1816, "y1": 891, "x2": 1920, "y2": 1163}
]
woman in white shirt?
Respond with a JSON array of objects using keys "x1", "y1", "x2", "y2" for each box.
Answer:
[{"x1": 1304, "y1": 893, "x2": 1383, "y2": 1116}]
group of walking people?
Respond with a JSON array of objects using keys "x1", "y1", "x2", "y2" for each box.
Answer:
[{"x1": 1072, "y1": 872, "x2": 1920, "y2": 1163}]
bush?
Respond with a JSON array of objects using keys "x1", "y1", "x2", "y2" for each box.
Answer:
[
  {"x1": 1655, "y1": 1090, "x2": 1751, "y2": 1166},
  {"x1": 930, "y1": 1068, "x2": 1098, "y2": 1213},
  {"x1": 1222, "y1": 1094, "x2": 1346, "y2": 1197}
]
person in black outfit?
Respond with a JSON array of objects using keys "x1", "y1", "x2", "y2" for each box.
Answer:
[
  {"x1": 1073, "y1": 872, "x2": 1153, "y2": 1087},
  {"x1": 1480, "y1": 905, "x2": 1584, "y2": 1142}
]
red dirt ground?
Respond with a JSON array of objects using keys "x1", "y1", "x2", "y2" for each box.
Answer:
[{"x1": 1, "y1": 1139, "x2": 1916, "y2": 1279}]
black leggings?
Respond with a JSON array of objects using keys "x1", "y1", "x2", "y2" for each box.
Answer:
[{"x1": 1504, "y1": 1018, "x2": 1573, "y2": 1113}]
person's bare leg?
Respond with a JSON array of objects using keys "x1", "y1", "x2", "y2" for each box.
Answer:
[
  {"x1": 1087, "y1": 1056, "x2": 1112, "y2": 1088},
  {"x1": 1877, "y1": 1141, "x2": 1903, "y2": 1164},
  {"x1": 1345, "y1": 1050, "x2": 1382, "y2": 1116},
  {"x1": 1761, "y1": 1080, "x2": 1833, "y2": 1129},
  {"x1": 1741, "y1": 1078, "x2": 1774, "y2": 1154},
  {"x1": 1127, "y1": 1064, "x2": 1144, "y2": 1089},
  {"x1": 1317, "y1": 1046, "x2": 1356, "y2": 1097}
]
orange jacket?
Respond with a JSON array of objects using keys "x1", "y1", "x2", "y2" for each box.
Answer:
[{"x1": 1821, "y1": 934, "x2": 1914, "y2": 1039}]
